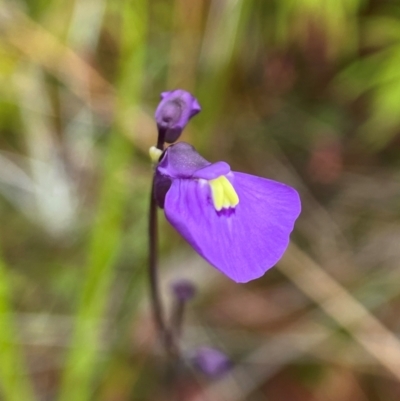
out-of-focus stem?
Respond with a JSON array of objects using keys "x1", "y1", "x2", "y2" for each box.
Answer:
[{"x1": 170, "y1": 299, "x2": 186, "y2": 339}]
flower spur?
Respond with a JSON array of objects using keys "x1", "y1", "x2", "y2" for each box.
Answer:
[{"x1": 151, "y1": 142, "x2": 301, "y2": 283}]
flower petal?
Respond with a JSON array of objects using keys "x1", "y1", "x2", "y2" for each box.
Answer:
[{"x1": 164, "y1": 172, "x2": 301, "y2": 283}]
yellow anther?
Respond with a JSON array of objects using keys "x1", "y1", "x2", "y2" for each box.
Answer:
[
  {"x1": 149, "y1": 146, "x2": 162, "y2": 163},
  {"x1": 209, "y1": 175, "x2": 239, "y2": 211}
]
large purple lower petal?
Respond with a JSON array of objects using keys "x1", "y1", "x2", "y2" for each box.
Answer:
[{"x1": 164, "y1": 172, "x2": 301, "y2": 283}]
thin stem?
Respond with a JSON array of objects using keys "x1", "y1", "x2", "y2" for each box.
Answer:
[
  {"x1": 148, "y1": 129, "x2": 179, "y2": 355},
  {"x1": 156, "y1": 128, "x2": 166, "y2": 150},
  {"x1": 148, "y1": 184, "x2": 167, "y2": 340},
  {"x1": 149, "y1": 130, "x2": 187, "y2": 401}
]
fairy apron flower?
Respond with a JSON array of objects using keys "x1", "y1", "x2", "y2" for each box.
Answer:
[{"x1": 153, "y1": 142, "x2": 301, "y2": 283}]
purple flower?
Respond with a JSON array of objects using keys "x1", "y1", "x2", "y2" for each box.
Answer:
[
  {"x1": 191, "y1": 347, "x2": 232, "y2": 377},
  {"x1": 155, "y1": 90, "x2": 201, "y2": 143},
  {"x1": 154, "y1": 142, "x2": 301, "y2": 283}
]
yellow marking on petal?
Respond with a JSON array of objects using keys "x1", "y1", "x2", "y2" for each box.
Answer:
[
  {"x1": 209, "y1": 177, "x2": 224, "y2": 211},
  {"x1": 209, "y1": 175, "x2": 239, "y2": 211},
  {"x1": 223, "y1": 198, "x2": 231, "y2": 209},
  {"x1": 149, "y1": 146, "x2": 162, "y2": 163},
  {"x1": 220, "y1": 176, "x2": 239, "y2": 207}
]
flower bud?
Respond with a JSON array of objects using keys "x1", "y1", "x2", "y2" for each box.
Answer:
[
  {"x1": 191, "y1": 346, "x2": 232, "y2": 377},
  {"x1": 171, "y1": 279, "x2": 197, "y2": 301},
  {"x1": 155, "y1": 90, "x2": 201, "y2": 143}
]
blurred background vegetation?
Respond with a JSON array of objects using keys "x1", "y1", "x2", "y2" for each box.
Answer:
[{"x1": 1, "y1": 0, "x2": 400, "y2": 400}]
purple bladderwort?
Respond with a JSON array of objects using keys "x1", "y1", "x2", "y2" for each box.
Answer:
[
  {"x1": 148, "y1": 89, "x2": 300, "y2": 363},
  {"x1": 152, "y1": 142, "x2": 301, "y2": 283},
  {"x1": 148, "y1": 90, "x2": 202, "y2": 357}
]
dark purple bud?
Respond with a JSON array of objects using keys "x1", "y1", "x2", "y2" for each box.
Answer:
[
  {"x1": 171, "y1": 279, "x2": 197, "y2": 301},
  {"x1": 155, "y1": 90, "x2": 201, "y2": 143},
  {"x1": 191, "y1": 347, "x2": 232, "y2": 378}
]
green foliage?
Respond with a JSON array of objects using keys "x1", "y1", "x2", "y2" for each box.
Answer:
[
  {"x1": 57, "y1": 1, "x2": 148, "y2": 400},
  {"x1": 275, "y1": 0, "x2": 366, "y2": 57},
  {"x1": 0, "y1": 257, "x2": 37, "y2": 401},
  {"x1": 57, "y1": 132, "x2": 134, "y2": 401},
  {"x1": 337, "y1": 12, "x2": 400, "y2": 149}
]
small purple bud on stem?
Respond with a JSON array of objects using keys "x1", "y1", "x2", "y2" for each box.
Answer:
[
  {"x1": 155, "y1": 90, "x2": 201, "y2": 143},
  {"x1": 170, "y1": 279, "x2": 196, "y2": 339},
  {"x1": 171, "y1": 279, "x2": 197, "y2": 301},
  {"x1": 191, "y1": 347, "x2": 232, "y2": 378}
]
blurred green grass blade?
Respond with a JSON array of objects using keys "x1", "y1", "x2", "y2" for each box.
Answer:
[
  {"x1": 274, "y1": 0, "x2": 364, "y2": 56},
  {"x1": 364, "y1": 16, "x2": 400, "y2": 47},
  {"x1": 0, "y1": 259, "x2": 37, "y2": 401},
  {"x1": 197, "y1": 0, "x2": 252, "y2": 150},
  {"x1": 57, "y1": 0, "x2": 148, "y2": 400},
  {"x1": 359, "y1": 78, "x2": 400, "y2": 149},
  {"x1": 57, "y1": 131, "x2": 133, "y2": 401},
  {"x1": 118, "y1": 0, "x2": 148, "y2": 104}
]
